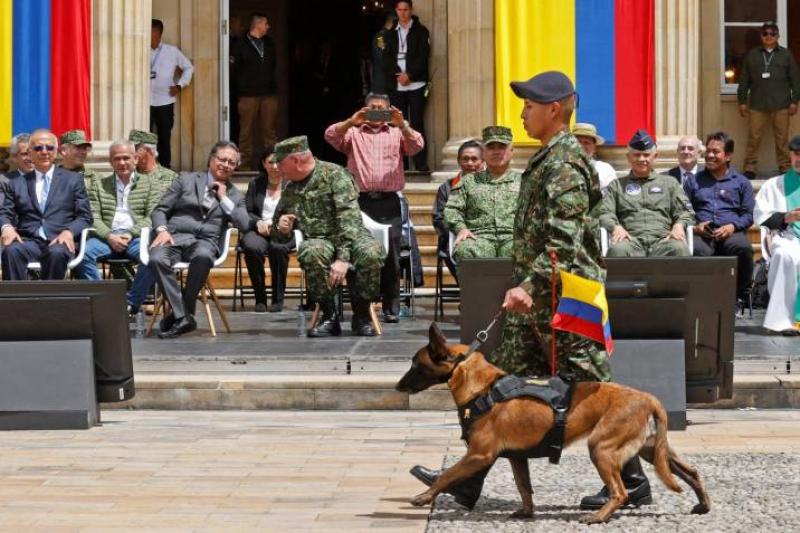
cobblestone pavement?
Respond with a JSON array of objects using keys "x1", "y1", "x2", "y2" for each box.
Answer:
[{"x1": 0, "y1": 410, "x2": 797, "y2": 532}]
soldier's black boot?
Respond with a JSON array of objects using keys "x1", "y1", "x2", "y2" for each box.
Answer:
[
  {"x1": 579, "y1": 456, "x2": 652, "y2": 510},
  {"x1": 308, "y1": 301, "x2": 341, "y2": 337},
  {"x1": 351, "y1": 299, "x2": 376, "y2": 337},
  {"x1": 409, "y1": 465, "x2": 488, "y2": 510}
]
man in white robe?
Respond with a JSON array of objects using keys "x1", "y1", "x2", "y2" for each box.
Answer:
[{"x1": 754, "y1": 135, "x2": 800, "y2": 335}]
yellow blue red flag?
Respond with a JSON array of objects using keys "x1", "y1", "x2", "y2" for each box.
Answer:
[{"x1": 551, "y1": 270, "x2": 614, "y2": 354}]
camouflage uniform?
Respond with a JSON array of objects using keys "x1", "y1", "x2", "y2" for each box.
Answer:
[
  {"x1": 128, "y1": 130, "x2": 178, "y2": 192},
  {"x1": 491, "y1": 130, "x2": 612, "y2": 382},
  {"x1": 443, "y1": 168, "x2": 520, "y2": 261},
  {"x1": 59, "y1": 129, "x2": 95, "y2": 189},
  {"x1": 599, "y1": 172, "x2": 695, "y2": 257},
  {"x1": 272, "y1": 159, "x2": 385, "y2": 305}
]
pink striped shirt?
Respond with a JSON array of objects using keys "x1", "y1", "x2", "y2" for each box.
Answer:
[{"x1": 324, "y1": 122, "x2": 424, "y2": 192}]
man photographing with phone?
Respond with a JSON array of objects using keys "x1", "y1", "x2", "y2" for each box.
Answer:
[{"x1": 324, "y1": 92, "x2": 423, "y2": 323}]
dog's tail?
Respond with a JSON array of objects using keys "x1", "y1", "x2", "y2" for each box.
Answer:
[{"x1": 652, "y1": 402, "x2": 682, "y2": 493}]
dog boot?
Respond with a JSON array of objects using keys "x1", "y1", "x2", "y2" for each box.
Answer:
[
  {"x1": 308, "y1": 301, "x2": 342, "y2": 338},
  {"x1": 351, "y1": 299, "x2": 377, "y2": 336},
  {"x1": 579, "y1": 456, "x2": 653, "y2": 510},
  {"x1": 409, "y1": 465, "x2": 488, "y2": 509}
]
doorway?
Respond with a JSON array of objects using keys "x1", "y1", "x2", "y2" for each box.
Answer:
[{"x1": 228, "y1": 0, "x2": 390, "y2": 165}]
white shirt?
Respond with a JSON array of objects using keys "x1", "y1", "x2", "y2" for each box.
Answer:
[
  {"x1": 150, "y1": 42, "x2": 194, "y2": 107},
  {"x1": 593, "y1": 159, "x2": 618, "y2": 192},
  {"x1": 111, "y1": 174, "x2": 135, "y2": 232},
  {"x1": 396, "y1": 20, "x2": 426, "y2": 92},
  {"x1": 261, "y1": 193, "x2": 280, "y2": 221},
  {"x1": 679, "y1": 164, "x2": 699, "y2": 187}
]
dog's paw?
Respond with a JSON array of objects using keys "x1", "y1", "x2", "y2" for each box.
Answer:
[
  {"x1": 580, "y1": 513, "x2": 608, "y2": 525},
  {"x1": 691, "y1": 503, "x2": 710, "y2": 515},
  {"x1": 410, "y1": 492, "x2": 434, "y2": 507},
  {"x1": 510, "y1": 508, "x2": 533, "y2": 519}
]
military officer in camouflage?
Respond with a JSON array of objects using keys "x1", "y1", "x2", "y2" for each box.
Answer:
[
  {"x1": 599, "y1": 129, "x2": 695, "y2": 257},
  {"x1": 410, "y1": 71, "x2": 653, "y2": 513},
  {"x1": 443, "y1": 126, "x2": 520, "y2": 264},
  {"x1": 58, "y1": 129, "x2": 96, "y2": 187},
  {"x1": 272, "y1": 136, "x2": 385, "y2": 337},
  {"x1": 129, "y1": 129, "x2": 179, "y2": 193}
]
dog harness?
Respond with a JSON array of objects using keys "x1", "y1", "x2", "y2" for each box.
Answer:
[{"x1": 457, "y1": 375, "x2": 573, "y2": 464}]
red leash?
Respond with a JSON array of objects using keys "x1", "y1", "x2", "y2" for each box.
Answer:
[{"x1": 548, "y1": 250, "x2": 558, "y2": 376}]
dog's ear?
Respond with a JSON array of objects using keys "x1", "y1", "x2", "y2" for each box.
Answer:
[{"x1": 428, "y1": 322, "x2": 449, "y2": 363}]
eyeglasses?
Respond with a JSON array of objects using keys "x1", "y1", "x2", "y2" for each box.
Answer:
[
  {"x1": 762, "y1": 31, "x2": 778, "y2": 37},
  {"x1": 214, "y1": 156, "x2": 239, "y2": 167},
  {"x1": 31, "y1": 145, "x2": 56, "y2": 152}
]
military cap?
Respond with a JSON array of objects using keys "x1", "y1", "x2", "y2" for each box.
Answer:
[
  {"x1": 788, "y1": 135, "x2": 800, "y2": 151},
  {"x1": 60, "y1": 129, "x2": 92, "y2": 146},
  {"x1": 482, "y1": 126, "x2": 513, "y2": 145},
  {"x1": 628, "y1": 129, "x2": 656, "y2": 151},
  {"x1": 510, "y1": 71, "x2": 575, "y2": 103},
  {"x1": 128, "y1": 129, "x2": 158, "y2": 145},
  {"x1": 572, "y1": 123, "x2": 605, "y2": 145},
  {"x1": 274, "y1": 136, "x2": 310, "y2": 162}
]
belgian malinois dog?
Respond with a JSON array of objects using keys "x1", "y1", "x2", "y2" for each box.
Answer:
[{"x1": 396, "y1": 324, "x2": 711, "y2": 524}]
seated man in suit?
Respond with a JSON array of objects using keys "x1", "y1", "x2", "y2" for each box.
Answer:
[
  {"x1": 599, "y1": 129, "x2": 695, "y2": 257},
  {"x1": 685, "y1": 131, "x2": 755, "y2": 304},
  {"x1": 0, "y1": 129, "x2": 93, "y2": 280},
  {"x1": 272, "y1": 136, "x2": 386, "y2": 337},
  {"x1": 75, "y1": 140, "x2": 163, "y2": 314},
  {"x1": 149, "y1": 141, "x2": 249, "y2": 338},
  {"x1": 668, "y1": 135, "x2": 704, "y2": 186},
  {"x1": 5, "y1": 133, "x2": 34, "y2": 180}
]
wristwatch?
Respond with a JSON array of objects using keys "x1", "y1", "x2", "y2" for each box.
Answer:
[{"x1": 156, "y1": 225, "x2": 168, "y2": 234}]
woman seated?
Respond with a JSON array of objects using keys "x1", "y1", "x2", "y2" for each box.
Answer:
[{"x1": 242, "y1": 146, "x2": 295, "y2": 312}]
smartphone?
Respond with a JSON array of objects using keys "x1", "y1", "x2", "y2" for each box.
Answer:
[{"x1": 366, "y1": 109, "x2": 392, "y2": 123}]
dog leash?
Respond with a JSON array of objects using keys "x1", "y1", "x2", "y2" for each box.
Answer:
[{"x1": 462, "y1": 309, "x2": 505, "y2": 358}]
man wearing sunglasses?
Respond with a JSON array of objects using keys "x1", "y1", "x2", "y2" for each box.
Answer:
[
  {"x1": 148, "y1": 141, "x2": 249, "y2": 338},
  {"x1": 0, "y1": 129, "x2": 93, "y2": 280},
  {"x1": 738, "y1": 21, "x2": 800, "y2": 179}
]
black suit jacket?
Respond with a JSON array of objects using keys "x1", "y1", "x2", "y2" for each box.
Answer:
[
  {"x1": 382, "y1": 16, "x2": 430, "y2": 90},
  {"x1": 0, "y1": 167, "x2": 92, "y2": 240},
  {"x1": 668, "y1": 165, "x2": 704, "y2": 185},
  {"x1": 151, "y1": 172, "x2": 249, "y2": 254},
  {"x1": 244, "y1": 174, "x2": 269, "y2": 232}
]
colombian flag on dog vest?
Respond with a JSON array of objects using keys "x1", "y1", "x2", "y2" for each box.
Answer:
[{"x1": 551, "y1": 270, "x2": 614, "y2": 354}]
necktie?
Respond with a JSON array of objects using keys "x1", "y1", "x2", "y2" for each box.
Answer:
[
  {"x1": 202, "y1": 187, "x2": 216, "y2": 211},
  {"x1": 684, "y1": 171, "x2": 692, "y2": 185},
  {"x1": 41, "y1": 174, "x2": 51, "y2": 210}
]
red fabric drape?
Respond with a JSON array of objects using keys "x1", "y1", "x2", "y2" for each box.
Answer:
[
  {"x1": 614, "y1": 0, "x2": 655, "y2": 143},
  {"x1": 50, "y1": 0, "x2": 92, "y2": 139}
]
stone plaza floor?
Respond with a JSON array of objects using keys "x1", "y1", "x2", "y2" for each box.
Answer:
[{"x1": 0, "y1": 409, "x2": 798, "y2": 532}]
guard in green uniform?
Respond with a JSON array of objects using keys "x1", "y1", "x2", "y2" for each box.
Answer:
[
  {"x1": 443, "y1": 126, "x2": 520, "y2": 264},
  {"x1": 272, "y1": 136, "x2": 385, "y2": 337},
  {"x1": 129, "y1": 130, "x2": 179, "y2": 193},
  {"x1": 599, "y1": 130, "x2": 695, "y2": 257},
  {"x1": 58, "y1": 129, "x2": 96, "y2": 187}
]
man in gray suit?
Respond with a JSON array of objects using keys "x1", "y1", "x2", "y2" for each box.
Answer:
[{"x1": 149, "y1": 141, "x2": 249, "y2": 338}]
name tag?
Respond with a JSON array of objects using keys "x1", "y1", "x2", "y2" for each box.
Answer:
[
  {"x1": 762, "y1": 72, "x2": 771, "y2": 79},
  {"x1": 150, "y1": 71, "x2": 156, "y2": 79},
  {"x1": 650, "y1": 186, "x2": 663, "y2": 194}
]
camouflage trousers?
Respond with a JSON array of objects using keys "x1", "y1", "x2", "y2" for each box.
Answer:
[
  {"x1": 607, "y1": 234, "x2": 690, "y2": 257},
  {"x1": 489, "y1": 302, "x2": 612, "y2": 383},
  {"x1": 453, "y1": 234, "x2": 513, "y2": 264},
  {"x1": 297, "y1": 237, "x2": 385, "y2": 304}
]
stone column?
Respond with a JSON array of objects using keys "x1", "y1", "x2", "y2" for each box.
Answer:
[
  {"x1": 88, "y1": 0, "x2": 150, "y2": 172},
  {"x1": 434, "y1": 0, "x2": 494, "y2": 178},
  {"x1": 654, "y1": 0, "x2": 700, "y2": 168}
]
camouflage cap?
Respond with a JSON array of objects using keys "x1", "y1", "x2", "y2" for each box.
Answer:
[
  {"x1": 60, "y1": 129, "x2": 92, "y2": 146},
  {"x1": 482, "y1": 126, "x2": 513, "y2": 145},
  {"x1": 128, "y1": 129, "x2": 158, "y2": 145},
  {"x1": 274, "y1": 136, "x2": 310, "y2": 163}
]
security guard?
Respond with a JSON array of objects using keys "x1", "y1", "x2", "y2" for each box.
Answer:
[
  {"x1": 444, "y1": 125, "x2": 520, "y2": 264},
  {"x1": 599, "y1": 129, "x2": 695, "y2": 257}
]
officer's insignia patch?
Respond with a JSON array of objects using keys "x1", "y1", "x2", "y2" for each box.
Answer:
[
  {"x1": 376, "y1": 36, "x2": 385, "y2": 49},
  {"x1": 625, "y1": 183, "x2": 642, "y2": 195},
  {"x1": 650, "y1": 186, "x2": 663, "y2": 193}
]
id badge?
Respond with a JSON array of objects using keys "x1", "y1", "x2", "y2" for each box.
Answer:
[
  {"x1": 762, "y1": 72, "x2": 771, "y2": 79},
  {"x1": 150, "y1": 71, "x2": 156, "y2": 79}
]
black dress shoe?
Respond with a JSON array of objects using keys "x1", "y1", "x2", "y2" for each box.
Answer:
[
  {"x1": 580, "y1": 457, "x2": 653, "y2": 510},
  {"x1": 254, "y1": 303, "x2": 267, "y2": 313},
  {"x1": 410, "y1": 465, "x2": 485, "y2": 509},
  {"x1": 353, "y1": 322, "x2": 376, "y2": 336},
  {"x1": 158, "y1": 315, "x2": 197, "y2": 339},
  {"x1": 268, "y1": 302, "x2": 284, "y2": 313},
  {"x1": 159, "y1": 312, "x2": 176, "y2": 333},
  {"x1": 382, "y1": 311, "x2": 399, "y2": 323}
]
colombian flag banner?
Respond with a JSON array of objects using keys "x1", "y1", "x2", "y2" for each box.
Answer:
[
  {"x1": 496, "y1": 0, "x2": 655, "y2": 146},
  {"x1": 551, "y1": 270, "x2": 614, "y2": 354},
  {"x1": 0, "y1": 0, "x2": 92, "y2": 145}
]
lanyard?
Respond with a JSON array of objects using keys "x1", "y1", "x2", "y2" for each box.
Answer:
[
  {"x1": 398, "y1": 25, "x2": 409, "y2": 53},
  {"x1": 763, "y1": 49, "x2": 776, "y2": 72},
  {"x1": 248, "y1": 35, "x2": 264, "y2": 59},
  {"x1": 150, "y1": 45, "x2": 163, "y2": 71}
]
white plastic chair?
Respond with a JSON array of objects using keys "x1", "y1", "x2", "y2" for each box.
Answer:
[
  {"x1": 140, "y1": 226, "x2": 234, "y2": 336},
  {"x1": 27, "y1": 227, "x2": 93, "y2": 277}
]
